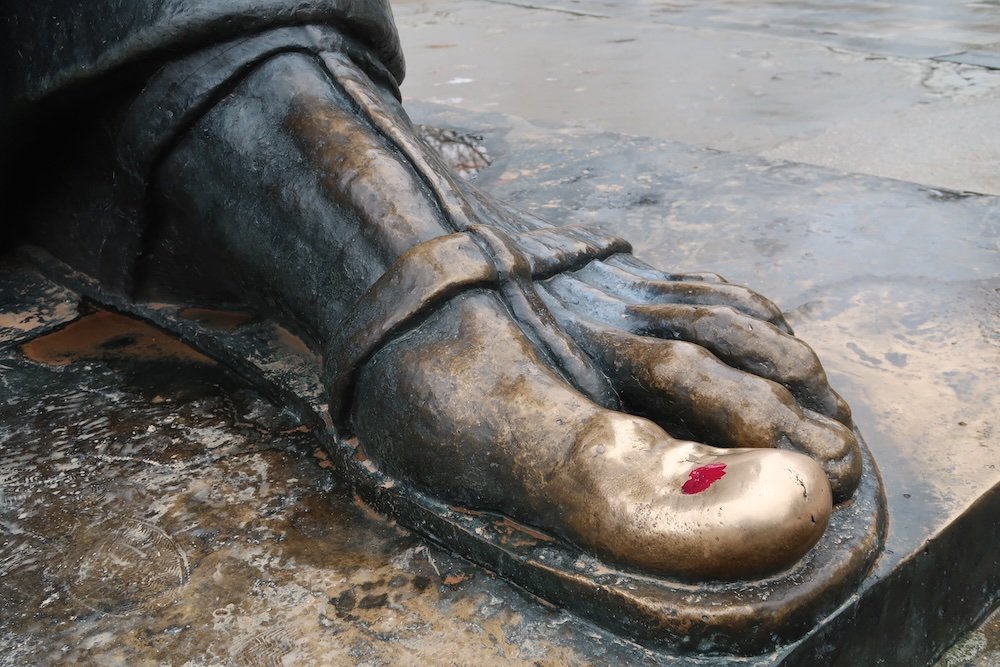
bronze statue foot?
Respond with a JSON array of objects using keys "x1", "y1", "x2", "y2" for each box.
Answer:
[{"x1": 134, "y1": 42, "x2": 864, "y2": 581}]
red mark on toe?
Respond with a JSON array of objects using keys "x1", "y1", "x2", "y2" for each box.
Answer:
[{"x1": 681, "y1": 463, "x2": 727, "y2": 494}]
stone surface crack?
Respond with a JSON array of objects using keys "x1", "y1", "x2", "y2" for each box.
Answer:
[{"x1": 482, "y1": 0, "x2": 607, "y2": 18}]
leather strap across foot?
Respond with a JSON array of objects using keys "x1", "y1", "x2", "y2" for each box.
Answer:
[{"x1": 325, "y1": 224, "x2": 631, "y2": 424}]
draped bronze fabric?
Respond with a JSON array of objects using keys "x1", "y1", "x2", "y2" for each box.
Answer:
[
  {"x1": 0, "y1": 1, "x2": 404, "y2": 287},
  {"x1": 1, "y1": 0, "x2": 403, "y2": 127}
]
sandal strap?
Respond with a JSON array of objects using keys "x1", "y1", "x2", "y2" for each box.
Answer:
[{"x1": 326, "y1": 225, "x2": 630, "y2": 423}]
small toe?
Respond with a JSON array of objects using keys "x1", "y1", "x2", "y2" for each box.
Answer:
[
  {"x1": 628, "y1": 302, "x2": 851, "y2": 424},
  {"x1": 574, "y1": 260, "x2": 793, "y2": 333},
  {"x1": 543, "y1": 276, "x2": 850, "y2": 423}
]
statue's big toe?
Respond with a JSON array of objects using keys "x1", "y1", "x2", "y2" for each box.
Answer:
[{"x1": 556, "y1": 413, "x2": 833, "y2": 579}]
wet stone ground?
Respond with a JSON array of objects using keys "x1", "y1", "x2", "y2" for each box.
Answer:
[{"x1": 0, "y1": 263, "x2": 660, "y2": 666}]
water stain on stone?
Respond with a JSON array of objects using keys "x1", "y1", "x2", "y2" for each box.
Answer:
[
  {"x1": 885, "y1": 351, "x2": 908, "y2": 368},
  {"x1": 99, "y1": 334, "x2": 138, "y2": 350},
  {"x1": 53, "y1": 517, "x2": 191, "y2": 616},
  {"x1": 846, "y1": 340, "x2": 883, "y2": 367},
  {"x1": 229, "y1": 628, "x2": 294, "y2": 667},
  {"x1": 21, "y1": 309, "x2": 213, "y2": 366},
  {"x1": 442, "y1": 572, "x2": 473, "y2": 587},
  {"x1": 357, "y1": 592, "x2": 389, "y2": 609},
  {"x1": 331, "y1": 589, "x2": 357, "y2": 613}
]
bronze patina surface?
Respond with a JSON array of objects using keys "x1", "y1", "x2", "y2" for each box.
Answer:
[{"x1": 2, "y1": 0, "x2": 996, "y2": 663}]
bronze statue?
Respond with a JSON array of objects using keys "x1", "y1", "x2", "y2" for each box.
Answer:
[{"x1": 1, "y1": 0, "x2": 884, "y2": 654}]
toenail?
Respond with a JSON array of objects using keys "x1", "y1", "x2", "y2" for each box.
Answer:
[{"x1": 681, "y1": 463, "x2": 727, "y2": 494}]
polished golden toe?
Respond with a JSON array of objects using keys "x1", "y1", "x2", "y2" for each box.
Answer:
[{"x1": 556, "y1": 412, "x2": 833, "y2": 579}]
